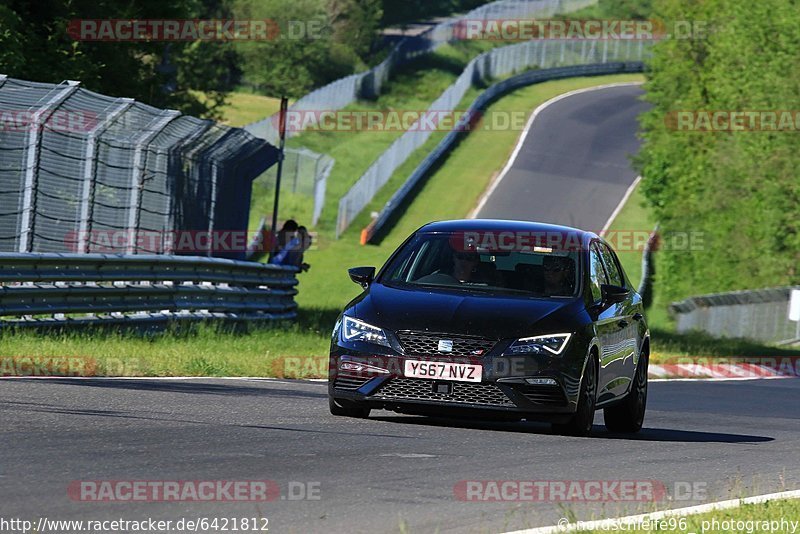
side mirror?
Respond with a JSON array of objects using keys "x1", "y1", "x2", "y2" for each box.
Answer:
[
  {"x1": 348, "y1": 266, "x2": 375, "y2": 288},
  {"x1": 600, "y1": 284, "x2": 630, "y2": 304}
]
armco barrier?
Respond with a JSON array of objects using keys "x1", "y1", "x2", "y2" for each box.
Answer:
[
  {"x1": 360, "y1": 62, "x2": 646, "y2": 244},
  {"x1": 0, "y1": 253, "x2": 299, "y2": 327},
  {"x1": 637, "y1": 224, "x2": 659, "y2": 306},
  {"x1": 669, "y1": 286, "x2": 800, "y2": 344},
  {"x1": 242, "y1": 0, "x2": 593, "y2": 145}
]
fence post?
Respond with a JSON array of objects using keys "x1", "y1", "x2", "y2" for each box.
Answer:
[
  {"x1": 78, "y1": 98, "x2": 133, "y2": 253},
  {"x1": 18, "y1": 81, "x2": 80, "y2": 253},
  {"x1": 125, "y1": 110, "x2": 179, "y2": 254}
]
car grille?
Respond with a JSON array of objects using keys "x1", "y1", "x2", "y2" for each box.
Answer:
[
  {"x1": 333, "y1": 376, "x2": 372, "y2": 391},
  {"x1": 371, "y1": 378, "x2": 515, "y2": 407},
  {"x1": 517, "y1": 385, "x2": 568, "y2": 406},
  {"x1": 396, "y1": 331, "x2": 497, "y2": 357}
]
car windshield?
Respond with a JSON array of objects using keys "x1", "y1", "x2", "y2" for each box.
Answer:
[{"x1": 380, "y1": 231, "x2": 580, "y2": 297}]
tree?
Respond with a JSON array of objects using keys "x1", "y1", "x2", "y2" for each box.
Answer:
[
  {"x1": 635, "y1": 0, "x2": 800, "y2": 301},
  {"x1": 0, "y1": 0, "x2": 240, "y2": 119}
]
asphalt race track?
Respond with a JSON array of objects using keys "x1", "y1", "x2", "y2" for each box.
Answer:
[
  {"x1": 476, "y1": 84, "x2": 649, "y2": 230},
  {"x1": 3, "y1": 85, "x2": 798, "y2": 533},
  {"x1": 2, "y1": 378, "x2": 800, "y2": 533}
]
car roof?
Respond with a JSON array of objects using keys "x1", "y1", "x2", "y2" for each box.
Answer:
[{"x1": 418, "y1": 219, "x2": 598, "y2": 245}]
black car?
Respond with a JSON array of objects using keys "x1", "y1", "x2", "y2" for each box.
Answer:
[{"x1": 328, "y1": 219, "x2": 649, "y2": 436}]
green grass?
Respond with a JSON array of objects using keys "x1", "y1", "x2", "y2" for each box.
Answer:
[
  {"x1": 245, "y1": 42, "x2": 489, "y2": 233},
  {"x1": 0, "y1": 309, "x2": 333, "y2": 378},
  {"x1": 577, "y1": 497, "x2": 800, "y2": 533},
  {"x1": 598, "y1": 171, "x2": 800, "y2": 363},
  {"x1": 194, "y1": 90, "x2": 286, "y2": 128},
  {"x1": 8, "y1": 66, "x2": 794, "y2": 376},
  {"x1": 294, "y1": 73, "x2": 647, "y2": 311},
  {"x1": 649, "y1": 330, "x2": 800, "y2": 364},
  {"x1": 2, "y1": 73, "x2": 648, "y2": 377},
  {"x1": 604, "y1": 180, "x2": 654, "y2": 292}
]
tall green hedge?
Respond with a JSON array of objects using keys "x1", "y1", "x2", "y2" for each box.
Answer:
[{"x1": 636, "y1": 0, "x2": 800, "y2": 302}]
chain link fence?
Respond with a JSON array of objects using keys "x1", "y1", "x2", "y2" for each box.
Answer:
[
  {"x1": 360, "y1": 61, "x2": 646, "y2": 244},
  {"x1": 244, "y1": 0, "x2": 596, "y2": 145},
  {"x1": 252, "y1": 147, "x2": 334, "y2": 226},
  {"x1": 336, "y1": 38, "x2": 654, "y2": 237},
  {"x1": 670, "y1": 287, "x2": 800, "y2": 345},
  {"x1": 242, "y1": 0, "x2": 598, "y2": 228},
  {"x1": 0, "y1": 75, "x2": 279, "y2": 259}
]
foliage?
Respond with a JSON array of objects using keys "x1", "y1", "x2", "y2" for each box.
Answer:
[
  {"x1": 381, "y1": 0, "x2": 490, "y2": 28},
  {"x1": 233, "y1": 0, "x2": 383, "y2": 98},
  {"x1": 635, "y1": 0, "x2": 800, "y2": 302},
  {"x1": 0, "y1": 0, "x2": 240, "y2": 119}
]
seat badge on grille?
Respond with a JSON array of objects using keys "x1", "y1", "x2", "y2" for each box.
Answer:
[{"x1": 437, "y1": 339, "x2": 453, "y2": 352}]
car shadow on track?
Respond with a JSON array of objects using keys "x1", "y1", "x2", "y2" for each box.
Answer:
[{"x1": 371, "y1": 415, "x2": 773, "y2": 443}]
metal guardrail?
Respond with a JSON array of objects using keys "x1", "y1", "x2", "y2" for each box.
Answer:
[
  {"x1": 0, "y1": 253, "x2": 299, "y2": 327},
  {"x1": 0, "y1": 77, "x2": 278, "y2": 258},
  {"x1": 243, "y1": 0, "x2": 591, "y2": 145},
  {"x1": 340, "y1": 38, "x2": 653, "y2": 238},
  {"x1": 242, "y1": 1, "x2": 597, "y2": 229},
  {"x1": 360, "y1": 62, "x2": 646, "y2": 244},
  {"x1": 669, "y1": 286, "x2": 800, "y2": 344},
  {"x1": 637, "y1": 224, "x2": 659, "y2": 306}
]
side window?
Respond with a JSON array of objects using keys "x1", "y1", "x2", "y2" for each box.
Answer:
[
  {"x1": 589, "y1": 245, "x2": 608, "y2": 302},
  {"x1": 598, "y1": 242, "x2": 624, "y2": 287}
]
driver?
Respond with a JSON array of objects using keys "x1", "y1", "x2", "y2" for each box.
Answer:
[
  {"x1": 543, "y1": 255, "x2": 573, "y2": 296},
  {"x1": 452, "y1": 248, "x2": 480, "y2": 282}
]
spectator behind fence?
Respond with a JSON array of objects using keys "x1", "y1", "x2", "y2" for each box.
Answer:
[
  {"x1": 270, "y1": 221, "x2": 311, "y2": 272},
  {"x1": 268, "y1": 219, "x2": 298, "y2": 262}
]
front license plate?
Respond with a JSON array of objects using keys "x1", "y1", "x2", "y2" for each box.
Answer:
[{"x1": 404, "y1": 360, "x2": 482, "y2": 383}]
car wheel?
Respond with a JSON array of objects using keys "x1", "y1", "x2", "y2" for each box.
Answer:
[
  {"x1": 603, "y1": 352, "x2": 648, "y2": 433},
  {"x1": 552, "y1": 356, "x2": 597, "y2": 437},
  {"x1": 329, "y1": 397, "x2": 371, "y2": 419}
]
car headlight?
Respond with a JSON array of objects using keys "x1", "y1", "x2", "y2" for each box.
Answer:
[
  {"x1": 508, "y1": 333, "x2": 572, "y2": 355},
  {"x1": 342, "y1": 316, "x2": 390, "y2": 348}
]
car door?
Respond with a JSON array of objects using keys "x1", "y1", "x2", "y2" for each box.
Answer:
[
  {"x1": 588, "y1": 242, "x2": 623, "y2": 404},
  {"x1": 596, "y1": 241, "x2": 640, "y2": 396}
]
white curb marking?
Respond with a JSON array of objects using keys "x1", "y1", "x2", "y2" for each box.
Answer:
[{"x1": 470, "y1": 82, "x2": 644, "y2": 219}]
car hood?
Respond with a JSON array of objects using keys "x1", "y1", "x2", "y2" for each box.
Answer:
[{"x1": 348, "y1": 283, "x2": 584, "y2": 340}]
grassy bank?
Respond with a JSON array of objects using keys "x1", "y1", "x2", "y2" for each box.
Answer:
[
  {"x1": 194, "y1": 90, "x2": 286, "y2": 128},
  {"x1": 579, "y1": 497, "x2": 800, "y2": 533},
  {"x1": 5, "y1": 70, "x2": 796, "y2": 376},
  {"x1": 4, "y1": 73, "x2": 651, "y2": 377},
  {"x1": 248, "y1": 40, "x2": 496, "y2": 232}
]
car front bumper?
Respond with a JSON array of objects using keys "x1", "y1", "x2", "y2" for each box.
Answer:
[{"x1": 328, "y1": 338, "x2": 588, "y2": 420}]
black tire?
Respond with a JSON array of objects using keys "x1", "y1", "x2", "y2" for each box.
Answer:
[
  {"x1": 329, "y1": 397, "x2": 371, "y2": 419},
  {"x1": 553, "y1": 355, "x2": 597, "y2": 437},
  {"x1": 604, "y1": 352, "x2": 648, "y2": 433}
]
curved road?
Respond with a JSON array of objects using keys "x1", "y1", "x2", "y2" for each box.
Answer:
[
  {"x1": 477, "y1": 83, "x2": 647, "y2": 230},
  {"x1": 2, "y1": 378, "x2": 799, "y2": 533},
  {"x1": 3, "y1": 85, "x2": 798, "y2": 533}
]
